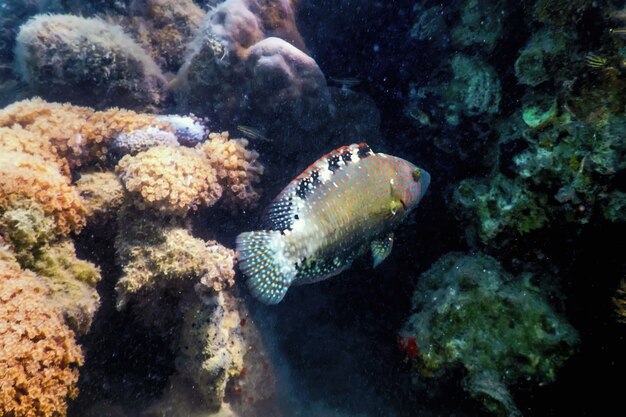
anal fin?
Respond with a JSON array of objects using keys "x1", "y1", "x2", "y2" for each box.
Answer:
[{"x1": 371, "y1": 232, "x2": 394, "y2": 268}]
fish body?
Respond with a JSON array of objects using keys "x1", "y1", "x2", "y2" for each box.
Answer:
[{"x1": 236, "y1": 143, "x2": 430, "y2": 304}]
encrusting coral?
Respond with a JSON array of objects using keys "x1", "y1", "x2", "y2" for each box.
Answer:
[
  {"x1": 401, "y1": 252, "x2": 578, "y2": 416},
  {"x1": 116, "y1": 145, "x2": 223, "y2": 216},
  {"x1": 0, "y1": 203, "x2": 101, "y2": 335},
  {"x1": 75, "y1": 171, "x2": 126, "y2": 225},
  {"x1": 197, "y1": 131, "x2": 265, "y2": 209},
  {"x1": 0, "y1": 246, "x2": 83, "y2": 417},
  {"x1": 114, "y1": 211, "x2": 235, "y2": 326}
]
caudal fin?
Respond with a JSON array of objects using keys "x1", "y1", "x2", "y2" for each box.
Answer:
[{"x1": 236, "y1": 230, "x2": 294, "y2": 304}]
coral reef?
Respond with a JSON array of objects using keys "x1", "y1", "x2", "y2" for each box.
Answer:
[
  {"x1": 0, "y1": 151, "x2": 86, "y2": 236},
  {"x1": 151, "y1": 290, "x2": 279, "y2": 417},
  {"x1": 450, "y1": 0, "x2": 504, "y2": 52},
  {"x1": 111, "y1": 127, "x2": 179, "y2": 157},
  {"x1": 0, "y1": 247, "x2": 83, "y2": 417},
  {"x1": 114, "y1": 212, "x2": 235, "y2": 317},
  {"x1": 14, "y1": 14, "x2": 166, "y2": 109},
  {"x1": 197, "y1": 131, "x2": 264, "y2": 209},
  {"x1": 116, "y1": 145, "x2": 223, "y2": 216},
  {"x1": 75, "y1": 171, "x2": 126, "y2": 225},
  {"x1": 174, "y1": 0, "x2": 333, "y2": 155},
  {"x1": 0, "y1": 203, "x2": 101, "y2": 335},
  {"x1": 402, "y1": 252, "x2": 578, "y2": 416},
  {"x1": 614, "y1": 278, "x2": 626, "y2": 323},
  {"x1": 0, "y1": 98, "x2": 170, "y2": 169}
]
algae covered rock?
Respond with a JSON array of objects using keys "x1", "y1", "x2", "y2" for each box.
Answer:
[
  {"x1": 402, "y1": 252, "x2": 578, "y2": 416},
  {"x1": 14, "y1": 14, "x2": 166, "y2": 109}
]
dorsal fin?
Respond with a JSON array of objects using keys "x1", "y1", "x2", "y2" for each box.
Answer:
[{"x1": 261, "y1": 143, "x2": 374, "y2": 231}]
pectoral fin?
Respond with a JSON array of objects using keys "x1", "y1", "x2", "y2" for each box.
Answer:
[{"x1": 371, "y1": 232, "x2": 394, "y2": 268}]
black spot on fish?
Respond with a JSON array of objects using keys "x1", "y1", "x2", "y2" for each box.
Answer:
[
  {"x1": 341, "y1": 150, "x2": 352, "y2": 164},
  {"x1": 328, "y1": 155, "x2": 341, "y2": 172},
  {"x1": 310, "y1": 170, "x2": 321, "y2": 185},
  {"x1": 294, "y1": 214, "x2": 299, "y2": 219},
  {"x1": 296, "y1": 178, "x2": 315, "y2": 199},
  {"x1": 357, "y1": 144, "x2": 372, "y2": 159}
]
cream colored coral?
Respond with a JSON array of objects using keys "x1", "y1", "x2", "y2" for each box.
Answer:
[
  {"x1": 0, "y1": 151, "x2": 86, "y2": 236},
  {"x1": 198, "y1": 131, "x2": 264, "y2": 209},
  {"x1": 116, "y1": 145, "x2": 222, "y2": 216},
  {"x1": 0, "y1": 248, "x2": 83, "y2": 417}
]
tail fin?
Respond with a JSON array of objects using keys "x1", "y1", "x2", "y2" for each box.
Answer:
[{"x1": 236, "y1": 230, "x2": 294, "y2": 304}]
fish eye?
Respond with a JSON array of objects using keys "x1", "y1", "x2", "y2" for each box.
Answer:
[{"x1": 412, "y1": 168, "x2": 421, "y2": 181}]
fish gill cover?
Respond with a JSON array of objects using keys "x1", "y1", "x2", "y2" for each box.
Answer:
[{"x1": 0, "y1": 1, "x2": 624, "y2": 417}]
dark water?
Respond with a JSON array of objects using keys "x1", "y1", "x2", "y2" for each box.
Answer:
[{"x1": 1, "y1": 1, "x2": 625, "y2": 417}]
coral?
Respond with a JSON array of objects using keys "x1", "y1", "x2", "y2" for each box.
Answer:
[
  {"x1": 173, "y1": 0, "x2": 333, "y2": 155},
  {"x1": 125, "y1": 0, "x2": 205, "y2": 72},
  {"x1": 0, "y1": 248, "x2": 83, "y2": 417},
  {"x1": 0, "y1": 98, "x2": 170, "y2": 169},
  {"x1": 114, "y1": 213, "x2": 235, "y2": 325},
  {"x1": 156, "y1": 114, "x2": 207, "y2": 146},
  {"x1": 75, "y1": 171, "x2": 126, "y2": 225},
  {"x1": 111, "y1": 127, "x2": 179, "y2": 157},
  {"x1": 0, "y1": 151, "x2": 86, "y2": 236},
  {"x1": 154, "y1": 289, "x2": 278, "y2": 416},
  {"x1": 603, "y1": 190, "x2": 626, "y2": 222},
  {"x1": 0, "y1": 125, "x2": 70, "y2": 178},
  {"x1": 14, "y1": 14, "x2": 166, "y2": 109},
  {"x1": 402, "y1": 252, "x2": 578, "y2": 416},
  {"x1": 514, "y1": 28, "x2": 571, "y2": 87},
  {"x1": 450, "y1": 0, "x2": 503, "y2": 52},
  {"x1": 448, "y1": 54, "x2": 501, "y2": 118},
  {"x1": 116, "y1": 145, "x2": 222, "y2": 215},
  {"x1": 453, "y1": 174, "x2": 548, "y2": 244},
  {"x1": 0, "y1": 203, "x2": 101, "y2": 335},
  {"x1": 197, "y1": 131, "x2": 264, "y2": 209},
  {"x1": 531, "y1": 0, "x2": 591, "y2": 26}
]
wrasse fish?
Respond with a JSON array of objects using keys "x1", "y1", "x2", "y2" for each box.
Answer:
[
  {"x1": 237, "y1": 125, "x2": 270, "y2": 142},
  {"x1": 236, "y1": 143, "x2": 430, "y2": 304},
  {"x1": 585, "y1": 53, "x2": 608, "y2": 69}
]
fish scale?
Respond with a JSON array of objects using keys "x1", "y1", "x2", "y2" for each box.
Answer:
[{"x1": 237, "y1": 143, "x2": 430, "y2": 304}]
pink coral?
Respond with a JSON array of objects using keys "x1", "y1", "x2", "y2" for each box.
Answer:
[{"x1": 0, "y1": 248, "x2": 83, "y2": 417}]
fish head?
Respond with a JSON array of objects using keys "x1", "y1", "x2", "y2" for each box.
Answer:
[{"x1": 390, "y1": 157, "x2": 430, "y2": 212}]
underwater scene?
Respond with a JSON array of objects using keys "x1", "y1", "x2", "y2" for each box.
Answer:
[{"x1": 0, "y1": 0, "x2": 625, "y2": 416}]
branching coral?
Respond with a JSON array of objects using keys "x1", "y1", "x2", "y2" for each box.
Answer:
[
  {"x1": 402, "y1": 252, "x2": 578, "y2": 416},
  {"x1": 14, "y1": 14, "x2": 166, "y2": 109},
  {"x1": 0, "y1": 247, "x2": 83, "y2": 417},
  {"x1": 198, "y1": 131, "x2": 264, "y2": 209},
  {"x1": 116, "y1": 145, "x2": 223, "y2": 216}
]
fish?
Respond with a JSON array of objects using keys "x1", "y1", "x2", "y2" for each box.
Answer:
[
  {"x1": 609, "y1": 28, "x2": 626, "y2": 37},
  {"x1": 584, "y1": 53, "x2": 608, "y2": 69},
  {"x1": 328, "y1": 77, "x2": 362, "y2": 87},
  {"x1": 237, "y1": 125, "x2": 270, "y2": 142},
  {"x1": 236, "y1": 143, "x2": 430, "y2": 304}
]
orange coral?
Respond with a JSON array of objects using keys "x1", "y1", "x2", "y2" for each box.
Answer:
[
  {"x1": 196, "y1": 241, "x2": 236, "y2": 293},
  {"x1": 116, "y1": 145, "x2": 222, "y2": 216},
  {"x1": 0, "y1": 126, "x2": 70, "y2": 178},
  {"x1": 198, "y1": 131, "x2": 264, "y2": 209},
  {"x1": 0, "y1": 98, "x2": 171, "y2": 169},
  {"x1": 0, "y1": 151, "x2": 86, "y2": 236},
  {"x1": 75, "y1": 171, "x2": 126, "y2": 225},
  {"x1": 0, "y1": 247, "x2": 83, "y2": 417}
]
